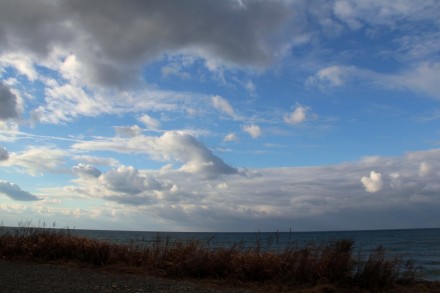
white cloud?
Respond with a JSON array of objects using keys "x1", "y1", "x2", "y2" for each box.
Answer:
[
  {"x1": 388, "y1": 62, "x2": 440, "y2": 99},
  {"x1": 152, "y1": 131, "x2": 237, "y2": 177},
  {"x1": 0, "y1": 180, "x2": 40, "y2": 201},
  {"x1": 284, "y1": 105, "x2": 309, "y2": 125},
  {"x1": 307, "y1": 63, "x2": 440, "y2": 99},
  {"x1": 211, "y1": 95, "x2": 235, "y2": 117},
  {"x1": 10, "y1": 147, "x2": 440, "y2": 231},
  {"x1": 332, "y1": 0, "x2": 440, "y2": 30},
  {"x1": 0, "y1": 146, "x2": 8, "y2": 161},
  {"x1": 114, "y1": 125, "x2": 143, "y2": 137},
  {"x1": 32, "y1": 81, "x2": 112, "y2": 124},
  {"x1": 72, "y1": 155, "x2": 119, "y2": 167},
  {"x1": 61, "y1": 165, "x2": 171, "y2": 206},
  {"x1": 3, "y1": 147, "x2": 67, "y2": 176},
  {"x1": 361, "y1": 171, "x2": 383, "y2": 193},
  {"x1": 0, "y1": 52, "x2": 37, "y2": 81},
  {"x1": 333, "y1": 1, "x2": 362, "y2": 30},
  {"x1": 139, "y1": 114, "x2": 161, "y2": 130},
  {"x1": 161, "y1": 62, "x2": 191, "y2": 79},
  {"x1": 72, "y1": 131, "x2": 237, "y2": 178},
  {"x1": 306, "y1": 66, "x2": 352, "y2": 88},
  {"x1": 99, "y1": 166, "x2": 147, "y2": 195},
  {"x1": 242, "y1": 124, "x2": 261, "y2": 139},
  {"x1": 223, "y1": 132, "x2": 238, "y2": 142}
]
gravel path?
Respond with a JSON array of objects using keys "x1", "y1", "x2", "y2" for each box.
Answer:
[{"x1": 0, "y1": 260, "x2": 252, "y2": 293}]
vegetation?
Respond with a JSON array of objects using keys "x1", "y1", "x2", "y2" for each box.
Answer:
[{"x1": 0, "y1": 223, "x2": 418, "y2": 290}]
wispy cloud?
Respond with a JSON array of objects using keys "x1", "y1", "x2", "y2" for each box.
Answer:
[
  {"x1": 212, "y1": 95, "x2": 235, "y2": 118},
  {"x1": 2, "y1": 147, "x2": 67, "y2": 176}
]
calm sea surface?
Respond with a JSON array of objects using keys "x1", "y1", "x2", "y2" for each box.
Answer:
[{"x1": 70, "y1": 228, "x2": 440, "y2": 281}]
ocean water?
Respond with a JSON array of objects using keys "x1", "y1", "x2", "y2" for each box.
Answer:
[{"x1": 70, "y1": 228, "x2": 440, "y2": 281}]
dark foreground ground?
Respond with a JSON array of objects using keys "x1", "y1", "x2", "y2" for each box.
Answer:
[
  {"x1": 0, "y1": 260, "x2": 250, "y2": 293},
  {"x1": 1, "y1": 260, "x2": 440, "y2": 293}
]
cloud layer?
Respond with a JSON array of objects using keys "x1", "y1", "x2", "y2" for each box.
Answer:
[
  {"x1": 1, "y1": 1, "x2": 440, "y2": 232},
  {"x1": 0, "y1": 0, "x2": 292, "y2": 87}
]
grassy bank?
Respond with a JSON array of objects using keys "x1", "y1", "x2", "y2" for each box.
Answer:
[{"x1": 0, "y1": 224, "x2": 419, "y2": 290}]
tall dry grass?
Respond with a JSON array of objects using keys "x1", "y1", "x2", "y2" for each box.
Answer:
[{"x1": 0, "y1": 223, "x2": 417, "y2": 289}]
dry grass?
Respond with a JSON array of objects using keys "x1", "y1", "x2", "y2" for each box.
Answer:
[{"x1": 0, "y1": 223, "x2": 418, "y2": 290}]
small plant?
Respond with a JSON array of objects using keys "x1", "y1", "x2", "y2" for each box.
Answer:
[{"x1": 0, "y1": 224, "x2": 418, "y2": 289}]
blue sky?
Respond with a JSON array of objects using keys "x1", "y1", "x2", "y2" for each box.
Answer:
[{"x1": 1, "y1": 0, "x2": 440, "y2": 232}]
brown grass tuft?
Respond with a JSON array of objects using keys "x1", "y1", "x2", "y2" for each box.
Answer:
[{"x1": 0, "y1": 224, "x2": 418, "y2": 289}]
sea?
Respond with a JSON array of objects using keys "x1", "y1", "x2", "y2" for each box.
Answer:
[
  {"x1": 67, "y1": 227, "x2": 440, "y2": 281},
  {"x1": 3, "y1": 226, "x2": 439, "y2": 281}
]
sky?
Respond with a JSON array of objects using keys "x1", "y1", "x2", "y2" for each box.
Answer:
[{"x1": 1, "y1": 0, "x2": 440, "y2": 232}]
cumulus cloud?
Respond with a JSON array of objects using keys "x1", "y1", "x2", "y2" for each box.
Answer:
[
  {"x1": 284, "y1": 105, "x2": 309, "y2": 125},
  {"x1": 0, "y1": 146, "x2": 9, "y2": 161},
  {"x1": 242, "y1": 124, "x2": 261, "y2": 139},
  {"x1": 73, "y1": 131, "x2": 237, "y2": 178},
  {"x1": 139, "y1": 114, "x2": 160, "y2": 130},
  {"x1": 211, "y1": 95, "x2": 235, "y2": 117},
  {"x1": 99, "y1": 165, "x2": 163, "y2": 195},
  {"x1": 0, "y1": 82, "x2": 18, "y2": 120},
  {"x1": 0, "y1": 180, "x2": 39, "y2": 201},
  {"x1": 72, "y1": 163, "x2": 101, "y2": 178},
  {"x1": 0, "y1": 0, "x2": 292, "y2": 86},
  {"x1": 361, "y1": 171, "x2": 383, "y2": 193},
  {"x1": 32, "y1": 147, "x2": 440, "y2": 230},
  {"x1": 152, "y1": 132, "x2": 237, "y2": 177}
]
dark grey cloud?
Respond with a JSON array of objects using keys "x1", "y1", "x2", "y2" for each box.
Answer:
[
  {"x1": 0, "y1": 180, "x2": 40, "y2": 201},
  {"x1": 0, "y1": 146, "x2": 8, "y2": 161},
  {"x1": 0, "y1": 0, "x2": 292, "y2": 86},
  {"x1": 0, "y1": 82, "x2": 18, "y2": 120}
]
